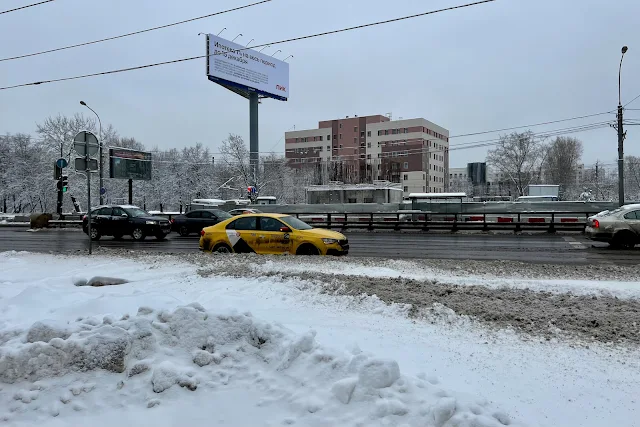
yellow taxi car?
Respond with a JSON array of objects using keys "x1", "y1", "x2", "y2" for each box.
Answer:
[{"x1": 199, "y1": 213, "x2": 349, "y2": 256}]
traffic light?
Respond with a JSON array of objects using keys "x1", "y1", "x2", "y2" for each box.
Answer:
[{"x1": 56, "y1": 175, "x2": 69, "y2": 192}]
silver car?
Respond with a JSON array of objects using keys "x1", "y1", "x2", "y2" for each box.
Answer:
[{"x1": 585, "y1": 203, "x2": 640, "y2": 248}]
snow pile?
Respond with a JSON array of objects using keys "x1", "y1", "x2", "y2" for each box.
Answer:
[{"x1": 0, "y1": 303, "x2": 522, "y2": 426}]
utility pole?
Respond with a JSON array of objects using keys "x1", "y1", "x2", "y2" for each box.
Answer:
[
  {"x1": 616, "y1": 46, "x2": 628, "y2": 206},
  {"x1": 595, "y1": 161, "x2": 599, "y2": 198}
]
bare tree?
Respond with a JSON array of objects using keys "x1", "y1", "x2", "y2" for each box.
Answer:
[
  {"x1": 625, "y1": 155, "x2": 640, "y2": 201},
  {"x1": 486, "y1": 131, "x2": 544, "y2": 196},
  {"x1": 543, "y1": 137, "x2": 583, "y2": 187},
  {"x1": 218, "y1": 134, "x2": 252, "y2": 193}
]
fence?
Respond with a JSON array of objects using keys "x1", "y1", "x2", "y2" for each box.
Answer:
[
  {"x1": 286, "y1": 211, "x2": 597, "y2": 233},
  {"x1": 38, "y1": 211, "x2": 599, "y2": 233}
]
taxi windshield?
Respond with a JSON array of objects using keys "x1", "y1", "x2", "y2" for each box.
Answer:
[{"x1": 281, "y1": 215, "x2": 312, "y2": 230}]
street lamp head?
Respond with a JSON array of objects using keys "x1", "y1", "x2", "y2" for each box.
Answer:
[
  {"x1": 622, "y1": 46, "x2": 628, "y2": 54},
  {"x1": 80, "y1": 100, "x2": 87, "y2": 106}
]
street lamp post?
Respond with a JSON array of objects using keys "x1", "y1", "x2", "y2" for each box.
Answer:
[
  {"x1": 617, "y1": 46, "x2": 628, "y2": 206},
  {"x1": 80, "y1": 101, "x2": 103, "y2": 204}
]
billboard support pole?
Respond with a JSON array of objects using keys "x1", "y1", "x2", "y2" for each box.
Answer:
[
  {"x1": 249, "y1": 91, "x2": 259, "y2": 190},
  {"x1": 128, "y1": 179, "x2": 133, "y2": 205}
]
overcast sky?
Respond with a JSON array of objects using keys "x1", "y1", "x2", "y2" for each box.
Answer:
[{"x1": 1, "y1": 0, "x2": 639, "y2": 169}]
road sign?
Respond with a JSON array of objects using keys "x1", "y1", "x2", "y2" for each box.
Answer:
[
  {"x1": 56, "y1": 158, "x2": 68, "y2": 169},
  {"x1": 75, "y1": 157, "x2": 98, "y2": 171},
  {"x1": 100, "y1": 187, "x2": 106, "y2": 195},
  {"x1": 73, "y1": 131, "x2": 99, "y2": 156},
  {"x1": 74, "y1": 141, "x2": 99, "y2": 156}
]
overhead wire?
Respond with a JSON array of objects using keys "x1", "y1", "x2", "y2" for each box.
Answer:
[
  {"x1": 0, "y1": 0, "x2": 273, "y2": 62},
  {"x1": 0, "y1": 0, "x2": 54, "y2": 15},
  {"x1": 0, "y1": 0, "x2": 497, "y2": 91}
]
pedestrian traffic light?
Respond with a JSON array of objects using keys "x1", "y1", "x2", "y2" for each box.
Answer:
[{"x1": 62, "y1": 175, "x2": 68, "y2": 193}]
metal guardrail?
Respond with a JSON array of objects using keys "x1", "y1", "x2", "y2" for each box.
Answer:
[
  {"x1": 290, "y1": 211, "x2": 598, "y2": 233},
  {"x1": 26, "y1": 211, "x2": 600, "y2": 233}
]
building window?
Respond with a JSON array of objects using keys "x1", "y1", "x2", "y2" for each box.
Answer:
[
  {"x1": 319, "y1": 136, "x2": 323, "y2": 141},
  {"x1": 404, "y1": 186, "x2": 408, "y2": 192},
  {"x1": 403, "y1": 174, "x2": 408, "y2": 180},
  {"x1": 339, "y1": 144, "x2": 343, "y2": 148},
  {"x1": 327, "y1": 146, "x2": 330, "y2": 151},
  {"x1": 339, "y1": 123, "x2": 342, "y2": 129},
  {"x1": 392, "y1": 129, "x2": 397, "y2": 135},
  {"x1": 423, "y1": 186, "x2": 426, "y2": 192},
  {"x1": 354, "y1": 126, "x2": 358, "y2": 132},
  {"x1": 360, "y1": 131, "x2": 365, "y2": 137},
  {"x1": 327, "y1": 135, "x2": 331, "y2": 141},
  {"x1": 367, "y1": 154, "x2": 371, "y2": 159},
  {"x1": 403, "y1": 162, "x2": 409, "y2": 169},
  {"x1": 339, "y1": 134, "x2": 342, "y2": 139},
  {"x1": 295, "y1": 138, "x2": 298, "y2": 143},
  {"x1": 384, "y1": 130, "x2": 389, "y2": 135},
  {"x1": 404, "y1": 128, "x2": 408, "y2": 133},
  {"x1": 366, "y1": 142, "x2": 371, "y2": 148},
  {"x1": 367, "y1": 131, "x2": 371, "y2": 137},
  {"x1": 354, "y1": 138, "x2": 357, "y2": 143}
]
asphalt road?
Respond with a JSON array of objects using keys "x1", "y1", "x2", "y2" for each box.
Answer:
[{"x1": 1, "y1": 228, "x2": 638, "y2": 265}]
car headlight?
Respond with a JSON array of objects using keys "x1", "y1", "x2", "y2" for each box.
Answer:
[
  {"x1": 146, "y1": 221, "x2": 157, "y2": 225},
  {"x1": 322, "y1": 238, "x2": 338, "y2": 245}
]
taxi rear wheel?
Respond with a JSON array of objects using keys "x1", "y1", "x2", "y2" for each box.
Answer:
[
  {"x1": 212, "y1": 243, "x2": 232, "y2": 254},
  {"x1": 296, "y1": 244, "x2": 319, "y2": 256}
]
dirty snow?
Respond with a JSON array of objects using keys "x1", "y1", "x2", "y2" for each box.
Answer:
[{"x1": 0, "y1": 252, "x2": 639, "y2": 427}]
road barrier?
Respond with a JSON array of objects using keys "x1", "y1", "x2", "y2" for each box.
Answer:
[{"x1": 20, "y1": 211, "x2": 600, "y2": 234}]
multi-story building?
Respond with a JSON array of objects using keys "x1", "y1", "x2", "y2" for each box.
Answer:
[{"x1": 285, "y1": 114, "x2": 450, "y2": 196}]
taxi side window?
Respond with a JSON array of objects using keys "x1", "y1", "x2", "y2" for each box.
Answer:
[
  {"x1": 227, "y1": 217, "x2": 256, "y2": 230},
  {"x1": 260, "y1": 217, "x2": 284, "y2": 232},
  {"x1": 624, "y1": 211, "x2": 639, "y2": 220}
]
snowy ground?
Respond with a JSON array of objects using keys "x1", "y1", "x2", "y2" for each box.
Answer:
[{"x1": 0, "y1": 251, "x2": 639, "y2": 427}]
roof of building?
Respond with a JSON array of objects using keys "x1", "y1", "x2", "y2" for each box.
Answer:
[
  {"x1": 408, "y1": 192, "x2": 467, "y2": 199},
  {"x1": 306, "y1": 183, "x2": 402, "y2": 192}
]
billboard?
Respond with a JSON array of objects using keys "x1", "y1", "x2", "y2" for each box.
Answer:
[
  {"x1": 206, "y1": 34, "x2": 289, "y2": 101},
  {"x1": 109, "y1": 148, "x2": 152, "y2": 180}
]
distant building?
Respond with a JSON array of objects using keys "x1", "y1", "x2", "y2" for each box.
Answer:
[
  {"x1": 285, "y1": 114, "x2": 450, "y2": 197},
  {"x1": 305, "y1": 181, "x2": 403, "y2": 204}
]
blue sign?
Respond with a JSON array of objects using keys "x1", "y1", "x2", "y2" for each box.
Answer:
[
  {"x1": 56, "y1": 158, "x2": 68, "y2": 169},
  {"x1": 100, "y1": 187, "x2": 106, "y2": 195}
]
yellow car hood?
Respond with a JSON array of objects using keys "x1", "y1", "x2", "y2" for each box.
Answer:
[{"x1": 297, "y1": 228, "x2": 346, "y2": 240}]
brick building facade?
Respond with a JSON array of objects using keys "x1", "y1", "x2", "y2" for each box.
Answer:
[{"x1": 285, "y1": 114, "x2": 449, "y2": 196}]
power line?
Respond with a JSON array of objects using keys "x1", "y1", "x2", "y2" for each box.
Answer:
[
  {"x1": 0, "y1": 0, "x2": 54, "y2": 15},
  {"x1": 0, "y1": 0, "x2": 272, "y2": 62},
  {"x1": 448, "y1": 111, "x2": 615, "y2": 139},
  {"x1": 624, "y1": 92, "x2": 640, "y2": 108},
  {"x1": 0, "y1": 0, "x2": 497, "y2": 91},
  {"x1": 279, "y1": 121, "x2": 613, "y2": 162}
]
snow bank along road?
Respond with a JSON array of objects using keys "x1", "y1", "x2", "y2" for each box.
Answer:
[
  {"x1": 0, "y1": 251, "x2": 639, "y2": 427},
  {"x1": 1, "y1": 227, "x2": 639, "y2": 265}
]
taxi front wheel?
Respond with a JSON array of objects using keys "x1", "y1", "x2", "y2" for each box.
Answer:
[{"x1": 296, "y1": 244, "x2": 319, "y2": 256}]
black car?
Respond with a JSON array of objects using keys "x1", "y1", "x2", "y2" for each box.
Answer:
[
  {"x1": 171, "y1": 209, "x2": 232, "y2": 237},
  {"x1": 82, "y1": 205, "x2": 171, "y2": 241}
]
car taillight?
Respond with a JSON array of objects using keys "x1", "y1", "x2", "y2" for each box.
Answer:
[
  {"x1": 200, "y1": 230, "x2": 205, "y2": 236},
  {"x1": 170, "y1": 219, "x2": 175, "y2": 224},
  {"x1": 593, "y1": 219, "x2": 600, "y2": 229},
  {"x1": 82, "y1": 215, "x2": 87, "y2": 221}
]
